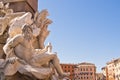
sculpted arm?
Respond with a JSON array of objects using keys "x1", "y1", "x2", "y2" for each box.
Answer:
[
  {"x1": 3, "y1": 35, "x2": 23, "y2": 57},
  {"x1": 35, "y1": 45, "x2": 49, "y2": 54},
  {"x1": 9, "y1": 35, "x2": 23, "y2": 47}
]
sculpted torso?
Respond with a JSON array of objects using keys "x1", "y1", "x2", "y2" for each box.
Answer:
[
  {"x1": 4, "y1": 34, "x2": 34, "y2": 63},
  {"x1": 14, "y1": 40, "x2": 33, "y2": 62}
]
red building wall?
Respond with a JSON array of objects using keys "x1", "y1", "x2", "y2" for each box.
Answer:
[{"x1": 61, "y1": 63, "x2": 76, "y2": 79}]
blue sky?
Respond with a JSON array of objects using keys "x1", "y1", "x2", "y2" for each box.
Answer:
[{"x1": 38, "y1": 0, "x2": 120, "y2": 72}]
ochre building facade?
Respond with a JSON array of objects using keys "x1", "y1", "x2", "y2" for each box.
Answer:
[{"x1": 74, "y1": 62, "x2": 96, "y2": 80}]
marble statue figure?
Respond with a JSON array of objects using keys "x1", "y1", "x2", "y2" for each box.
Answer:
[
  {"x1": 3, "y1": 24, "x2": 69, "y2": 79},
  {"x1": 0, "y1": 1, "x2": 69, "y2": 79}
]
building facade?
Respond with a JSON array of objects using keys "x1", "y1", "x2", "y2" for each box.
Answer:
[
  {"x1": 96, "y1": 73, "x2": 106, "y2": 80},
  {"x1": 74, "y1": 62, "x2": 96, "y2": 80},
  {"x1": 103, "y1": 58, "x2": 120, "y2": 80},
  {"x1": 114, "y1": 58, "x2": 120, "y2": 80},
  {"x1": 107, "y1": 60, "x2": 115, "y2": 80},
  {"x1": 101, "y1": 67, "x2": 107, "y2": 80},
  {"x1": 61, "y1": 63, "x2": 76, "y2": 80}
]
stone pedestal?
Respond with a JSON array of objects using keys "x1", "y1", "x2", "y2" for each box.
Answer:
[{"x1": 1, "y1": 0, "x2": 38, "y2": 14}]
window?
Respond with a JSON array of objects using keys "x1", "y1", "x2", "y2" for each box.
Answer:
[
  {"x1": 90, "y1": 73, "x2": 93, "y2": 75},
  {"x1": 72, "y1": 70, "x2": 74, "y2": 72},
  {"x1": 83, "y1": 68, "x2": 85, "y2": 71},
  {"x1": 68, "y1": 66, "x2": 70, "y2": 68},
  {"x1": 90, "y1": 68, "x2": 92, "y2": 71},
  {"x1": 87, "y1": 77, "x2": 88, "y2": 79},
  {"x1": 81, "y1": 68, "x2": 82, "y2": 71},
  {"x1": 81, "y1": 77, "x2": 83, "y2": 79},
  {"x1": 72, "y1": 66, "x2": 74, "y2": 68},
  {"x1": 86, "y1": 68, "x2": 88, "y2": 71}
]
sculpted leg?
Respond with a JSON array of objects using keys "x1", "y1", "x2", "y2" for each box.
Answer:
[
  {"x1": 47, "y1": 54, "x2": 69, "y2": 78},
  {"x1": 51, "y1": 54, "x2": 63, "y2": 76},
  {"x1": 30, "y1": 53, "x2": 69, "y2": 78},
  {"x1": 30, "y1": 53, "x2": 57, "y2": 67}
]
